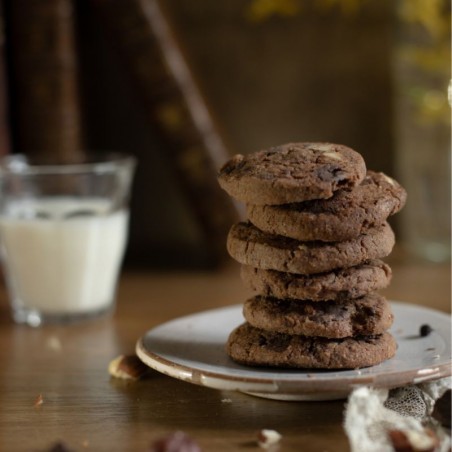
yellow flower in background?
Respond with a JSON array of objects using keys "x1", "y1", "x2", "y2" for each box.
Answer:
[
  {"x1": 395, "y1": 0, "x2": 450, "y2": 125},
  {"x1": 245, "y1": 0, "x2": 367, "y2": 20},
  {"x1": 315, "y1": 0, "x2": 364, "y2": 15},
  {"x1": 245, "y1": 0, "x2": 451, "y2": 124},
  {"x1": 397, "y1": 0, "x2": 449, "y2": 39},
  {"x1": 246, "y1": 0, "x2": 301, "y2": 22}
]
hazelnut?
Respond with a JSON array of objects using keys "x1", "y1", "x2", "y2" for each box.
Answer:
[
  {"x1": 323, "y1": 152, "x2": 342, "y2": 160},
  {"x1": 309, "y1": 144, "x2": 332, "y2": 152},
  {"x1": 47, "y1": 442, "x2": 74, "y2": 452},
  {"x1": 388, "y1": 428, "x2": 439, "y2": 452},
  {"x1": 148, "y1": 431, "x2": 201, "y2": 452},
  {"x1": 382, "y1": 174, "x2": 396, "y2": 186},
  {"x1": 108, "y1": 354, "x2": 149, "y2": 380},
  {"x1": 33, "y1": 393, "x2": 44, "y2": 408},
  {"x1": 257, "y1": 429, "x2": 282, "y2": 449},
  {"x1": 432, "y1": 389, "x2": 451, "y2": 428}
]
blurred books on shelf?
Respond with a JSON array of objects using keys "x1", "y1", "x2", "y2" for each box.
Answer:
[
  {"x1": 89, "y1": 0, "x2": 240, "y2": 266},
  {"x1": 1, "y1": 0, "x2": 239, "y2": 268},
  {"x1": 0, "y1": 0, "x2": 10, "y2": 155},
  {"x1": 6, "y1": 0, "x2": 83, "y2": 162}
]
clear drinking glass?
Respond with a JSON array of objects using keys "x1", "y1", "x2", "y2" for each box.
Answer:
[{"x1": 0, "y1": 153, "x2": 136, "y2": 326}]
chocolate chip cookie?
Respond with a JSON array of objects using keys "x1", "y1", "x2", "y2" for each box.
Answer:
[
  {"x1": 227, "y1": 221, "x2": 395, "y2": 275},
  {"x1": 240, "y1": 260, "x2": 391, "y2": 301},
  {"x1": 243, "y1": 293, "x2": 393, "y2": 338},
  {"x1": 226, "y1": 323, "x2": 396, "y2": 369},
  {"x1": 218, "y1": 143, "x2": 366, "y2": 205},
  {"x1": 246, "y1": 171, "x2": 407, "y2": 241}
]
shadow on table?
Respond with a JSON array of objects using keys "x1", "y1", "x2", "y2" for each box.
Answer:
[{"x1": 109, "y1": 369, "x2": 345, "y2": 432}]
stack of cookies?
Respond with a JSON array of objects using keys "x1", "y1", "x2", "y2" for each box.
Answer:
[{"x1": 218, "y1": 142, "x2": 406, "y2": 369}]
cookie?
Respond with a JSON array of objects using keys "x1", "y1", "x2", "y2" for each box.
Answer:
[
  {"x1": 240, "y1": 260, "x2": 392, "y2": 301},
  {"x1": 246, "y1": 171, "x2": 407, "y2": 242},
  {"x1": 218, "y1": 142, "x2": 366, "y2": 205},
  {"x1": 226, "y1": 323, "x2": 396, "y2": 369},
  {"x1": 243, "y1": 293, "x2": 393, "y2": 338},
  {"x1": 227, "y1": 221, "x2": 395, "y2": 275}
]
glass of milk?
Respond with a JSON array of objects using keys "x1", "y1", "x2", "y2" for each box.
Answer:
[{"x1": 0, "y1": 153, "x2": 136, "y2": 326}]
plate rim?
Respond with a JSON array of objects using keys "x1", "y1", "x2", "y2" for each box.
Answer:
[{"x1": 136, "y1": 301, "x2": 452, "y2": 396}]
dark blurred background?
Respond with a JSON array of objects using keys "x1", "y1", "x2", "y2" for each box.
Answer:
[{"x1": 0, "y1": 0, "x2": 450, "y2": 268}]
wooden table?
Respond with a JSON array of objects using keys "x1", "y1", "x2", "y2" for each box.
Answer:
[{"x1": 0, "y1": 261, "x2": 450, "y2": 451}]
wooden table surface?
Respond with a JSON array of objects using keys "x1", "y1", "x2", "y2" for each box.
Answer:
[{"x1": 0, "y1": 260, "x2": 450, "y2": 452}]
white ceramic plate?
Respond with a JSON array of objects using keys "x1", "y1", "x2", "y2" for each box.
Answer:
[{"x1": 136, "y1": 302, "x2": 451, "y2": 401}]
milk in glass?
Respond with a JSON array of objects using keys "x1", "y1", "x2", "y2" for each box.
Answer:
[{"x1": 0, "y1": 197, "x2": 128, "y2": 316}]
